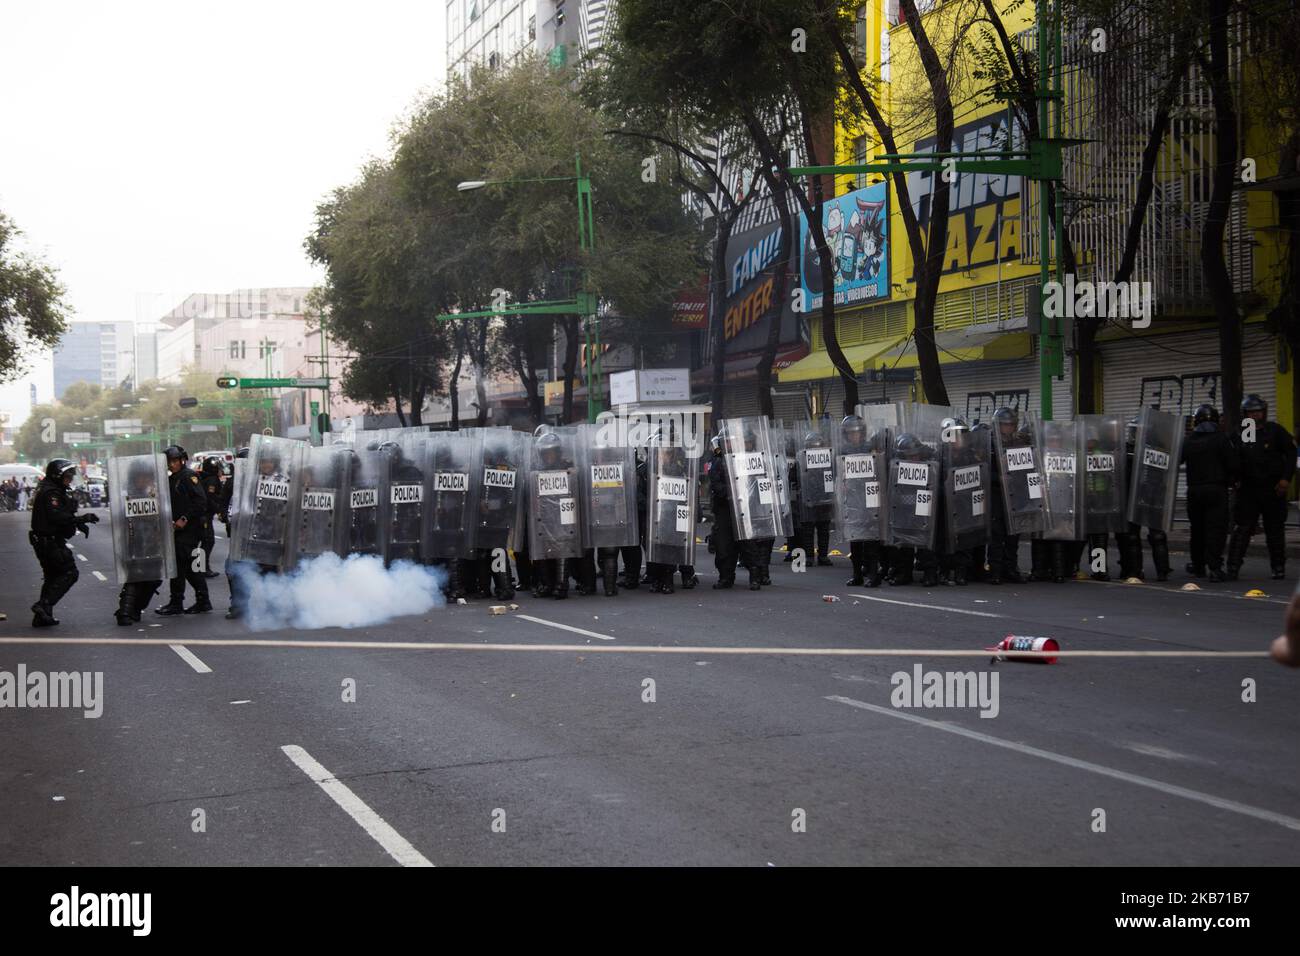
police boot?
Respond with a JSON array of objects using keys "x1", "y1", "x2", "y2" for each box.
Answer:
[
  {"x1": 601, "y1": 555, "x2": 619, "y2": 597},
  {"x1": 953, "y1": 565, "x2": 968, "y2": 586},
  {"x1": 493, "y1": 570, "x2": 515, "y2": 600},
  {"x1": 155, "y1": 601, "x2": 185, "y2": 616},
  {"x1": 115, "y1": 587, "x2": 135, "y2": 627},
  {"x1": 1149, "y1": 533, "x2": 1171, "y2": 582},
  {"x1": 680, "y1": 567, "x2": 698, "y2": 589},
  {"x1": 1050, "y1": 543, "x2": 1067, "y2": 584},
  {"x1": 748, "y1": 567, "x2": 761, "y2": 590},
  {"x1": 1118, "y1": 534, "x2": 1144, "y2": 581},
  {"x1": 846, "y1": 546, "x2": 865, "y2": 586},
  {"x1": 891, "y1": 550, "x2": 914, "y2": 586},
  {"x1": 1225, "y1": 525, "x2": 1249, "y2": 581},
  {"x1": 32, "y1": 601, "x2": 58, "y2": 627},
  {"x1": 184, "y1": 599, "x2": 214, "y2": 614}
]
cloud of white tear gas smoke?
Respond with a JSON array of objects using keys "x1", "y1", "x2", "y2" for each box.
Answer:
[{"x1": 232, "y1": 553, "x2": 447, "y2": 631}]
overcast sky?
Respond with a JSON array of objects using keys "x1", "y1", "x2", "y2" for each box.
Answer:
[{"x1": 0, "y1": 0, "x2": 447, "y2": 424}]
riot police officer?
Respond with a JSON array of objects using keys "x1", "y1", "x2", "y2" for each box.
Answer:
[
  {"x1": 29, "y1": 458, "x2": 98, "y2": 627},
  {"x1": 220, "y1": 446, "x2": 250, "y2": 619},
  {"x1": 155, "y1": 445, "x2": 213, "y2": 615},
  {"x1": 709, "y1": 435, "x2": 740, "y2": 588},
  {"x1": 989, "y1": 407, "x2": 1027, "y2": 584},
  {"x1": 1228, "y1": 394, "x2": 1296, "y2": 580},
  {"x1": 1182, "y1": 404, "x2": 1239, "y2": 581},
  {"x1": 199, "y1": 457, "x2": 223, "y2": 578},
  {"x1": 113, "y1": 456, "x2": 169, "y2": 626},
  {"x1": 1116, "y1": 417, "x2": 1172, "y2": 581}
]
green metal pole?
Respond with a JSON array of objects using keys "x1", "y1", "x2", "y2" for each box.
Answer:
[
  {"x1": 1053, "y1": 0, "x2": 1066, "y2": 417},
  {"x1": 1037, "y1": 0, "x2": 1053, "y2": 421}
]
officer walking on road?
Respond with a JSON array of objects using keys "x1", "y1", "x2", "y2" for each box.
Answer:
[
  {"x1": 1182, "y1": 404, "x2": 1239, "y2": 581},
  {"x1": 1228, "y1": 394, "x2": 1296, "y2": 581},
  {"x1": 155, "y1": 445, "x2": 213, "y2": 615},
  {"x1": 29, "y1": 458, "x2": 98, "y2": 627}
]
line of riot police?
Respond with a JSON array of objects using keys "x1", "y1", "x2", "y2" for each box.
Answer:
[{"x1": 94, "y1": 395, "x2": 1294, "y2": 625}]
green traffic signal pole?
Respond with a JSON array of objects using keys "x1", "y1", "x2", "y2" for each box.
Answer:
[
  {"x1": 789, "y1": 0, "x2": 1066, "y2": 421},
  {"x1": 436, "y1": 153, "x2": 603, "y2": 422}
]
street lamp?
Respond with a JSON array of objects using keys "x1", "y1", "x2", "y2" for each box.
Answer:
[{"x1": 440, "y1": 153, "x2": 603, "y2": 422}]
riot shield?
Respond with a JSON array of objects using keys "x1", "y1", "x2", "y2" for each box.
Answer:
[
  {"x1": 382, "y1": 436, "x2": 428, "y2": 566},
  {"x1": 992, "y1": 410, "x2": 1046, "y2": 535},
  {"x1": 645, "y1": 438, "x2": 698, "y2": 567},
  {"x1": 226, "y1": 458, "x2": 251, "y2": 564},
  {"x1": 232, "y1": 434, "x2": 306, "y2": 571},
  {"x1": 768, "y1": 421, "x2": 795, "y2": 538},
  {"x1": 577, "y1": 423, "x2": 638, "y2": 550},
  {"x1": 834, "y1": 415, "x2": 889, "y2": 542},
  {"x1": 901, "y1": 403, "x2": 957, "y2": 450},
  {"x1": 425, "y1": 431, "x2": 481, "y2": 561},
  {"x1": 796, "y1": 419, "x2": 836, "y2": 524},
  {"x1": 942, "y1": 426, "x2": 991, "y2": 553},
  {"x1": 297, "y1": 445, "x2": 351, "y2": 563},
  {"x1": 474, "y1": 429, "x2": 527, "y2": 553},
  {"x1": 1078, "y1": 414, "x2": 1127, "y2": 535},
  {"x1": 346, "y1": 444, "x2": 389, "y2": 559},
  {"x1": 1127, "y1": 406, "x2": 1184, "y2": 532},
  {"x1": 717, "y1": 417, "x2": 783, "y2": 541},
  {"x1": 528, "y1": 426, "x2": 583, "y2": 560},
  {"x1": 855, "y1": 403, "x2": 902, "y2": 430},
  {"x1": 1039, "y1": 419, "x2": 1083, "y2": 540},
  {"x1": 107, "y1": 453, "x2": 176, "y2": 585},
  {"x1": 888, "y1": 433, "x2": 940, "y2": 549}
]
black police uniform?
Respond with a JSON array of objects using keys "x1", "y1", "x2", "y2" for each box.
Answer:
[
  {"x1": 200, "y1": 463, "x2": 223, "y2": 577},
  {"x1": 161, "y1": 464, "x2": 212, "y2": 611},
  {"x1": 1182, "y1": 420, "x2": 1239, "y2": 578},
  {"x1": 1115, "y1": 437, "x2": 1171, "y2": 580},
  {"x1": 709, "y1": 449, "x2": 740, "y2": 587},
  {"x1": 1228, "y1": 418, "x2": 1296, "y2": 578},
  {"x1": 29, "y1": 471, "x2": 94, "y2": 625},
  {"x1": 611, "y1": 455, "x2": 647, "y2": 593}
]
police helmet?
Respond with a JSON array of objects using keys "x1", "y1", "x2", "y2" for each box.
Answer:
[
  {"x1": 841, "y1": 415, "x2": 866, "y2": 440},
  {"x1": 804, "y1": 430, "x2": 825, "y2": 447},
  {"x1": 710, "y1": 435, "x2": 723, "y2": 454},
  {"x1": 895, "y1": 433, "x2": 925, "y2": 459},
  {"x1": 1241, "y1": 394, "x2": 1267, "y2": 418},
  {"x1": 533, "y1": 424, "x2": 553, "y2": 439},
  {"x1": 163, "y1": 444, "x2": 188, "y2": 462},
  {"x1": 1193, "y1": 404, "x2": 1220, "y2": 426},
  {"x1": 236, "y1": 446, "x2": 250, "y2": 459},
  {"x1": 45, "y1": 458, "x2": 77, "y2": 482},
  {"x1": 993, "y1": 407, "x2": 1018, "y2": 430},
  {"x1": 537, "y1": 432, "x2": 561, "y2": 455}
]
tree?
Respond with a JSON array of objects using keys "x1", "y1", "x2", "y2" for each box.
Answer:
[
  {"x1": 396, "y1": 59, "x2": 705, "y2": 424},
  {"x1": 306, "y1": 162, "x2": 454, "y2": 424},
  {"x1": 0, "y1": 210, "x2": 71, "y2": 384},
  {"x1": 610, "y1": 0, "x2": 862, "y2": 414}
]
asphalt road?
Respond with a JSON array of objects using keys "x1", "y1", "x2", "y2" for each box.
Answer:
[{"x1": 1, "y1": 507, "x2": 1297, "y2": 866}]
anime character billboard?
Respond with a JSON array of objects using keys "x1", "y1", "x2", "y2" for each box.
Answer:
[{"x1": 798, "y1": 181, "x2": 889, "y2": 312}]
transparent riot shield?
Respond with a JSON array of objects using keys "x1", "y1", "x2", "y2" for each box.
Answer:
[
  {"x1": 226, "y1": 458, "x2": 251, "y2": 565},
  {"x1": 424, "y1": 431, "x2": 481, "y2": 561},
  {"x1": 475, "y1": 429, "x2": 527, "y2": 554},
  {"x1": 346, "y1": 443, "x2": 389, "y2": 559},
  {"x1": 942, "y1": 425, "x2": 991, "y2": 553},
  {"x1": 888, "y1": 433, "x2": 940, "y2": 549},
  {"x1": 232, "y1": 434, "x2": 306, "y2": 571},
  {"x1": 992, "y1": 409, "x2": 1046, "y2": 535},
  {"x1": 381, "y1": 436, "x2": 428, "y2": 566},
  {"x1": 528, "y1": 425, "x2": 583, "y2": 560},
  {"x1": 855, "y1": 403, "x2": 902, "y2": 430},
  {"x1": 1039, "y1": 418, "x2": 1083, "y2": 540},
  {"x1": 297, "y1": 444, "x2": 351, "y2": 563},
  {"x1": 1078, "y1": 414, "x2": 1128, "y2": 535},
  {"x1": 577, "y1": 422, "x2": 638, "y2": 550},
  {"x1": 717, "y1": 417, "x2": 782, "y2": 541},
  {"x1": 901, "y1": 403, "x2": 957, "y2": 450},
  {"x1": 796, "y1": 419, "x2": 836, "y2": 525},
  {"x1": 1127, "y1": 406, "x2": 1184, "y2": 532},
  {"x1": 768, "y1": 421, "x2": 795, "y2": 538},
  {"x1": 645, "y1": 439, "x2": 697, "y2": 567},
  {"x1": 834, "y1": 415, "x2": 889, "y2": 542},
  {"x1": 107, "y1": 453, "x2": 176, "y2": 585}
]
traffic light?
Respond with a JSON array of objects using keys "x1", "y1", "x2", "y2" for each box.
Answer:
[{"x1": 216, "y1": 376, "x2": 239, "y2": 389}]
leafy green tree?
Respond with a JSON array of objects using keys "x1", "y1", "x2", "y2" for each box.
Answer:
[{"x1": 0, "y1": 210, "x2": 71, "y2": 384}]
